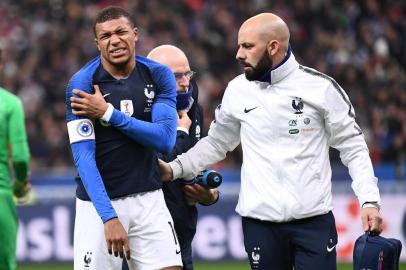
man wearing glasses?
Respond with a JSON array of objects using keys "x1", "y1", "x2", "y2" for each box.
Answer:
[{"x1": 144, "y1": 45, "x2": 219, "y2": 270}]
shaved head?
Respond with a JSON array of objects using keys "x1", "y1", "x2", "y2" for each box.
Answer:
[
  {"x1": 147, "y1": 45, "x2": 191, "y2": 92},
  {"x1": 240, "y1": 13, "x2": 290, "y2": 52},
  {"x1": 147, "y1": 45, "x2": 190, "y2": 72},
  {"x1": 236, "y1": 13, "x2": 290, "y2": 81}
]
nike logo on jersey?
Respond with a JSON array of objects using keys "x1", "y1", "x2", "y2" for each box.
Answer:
[
  {"x1": 176, "y1": 249, "x2": 181, "y2": 254},
  {"x1": 244, "y1": 106, "x2": 258, "y2": 113},
  {"x1": 103, "y1": 93, "x2": 111, "y2": 98},
  {"x1": 327, "y1": 244, "x2": 337, "y2": 252}
]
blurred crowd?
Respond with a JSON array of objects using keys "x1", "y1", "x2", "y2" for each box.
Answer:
[{"x1": 0, "y1": 0, "x2": 405, "y2": 176}]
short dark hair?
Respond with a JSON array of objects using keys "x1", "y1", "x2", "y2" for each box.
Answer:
[{"x1": 93, "y1": 6, "x2": 135, "y2": 36}]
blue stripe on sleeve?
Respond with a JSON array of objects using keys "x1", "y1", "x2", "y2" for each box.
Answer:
[
  {"x1": 108, "y1": 102, "x2": 177, "y2": 154},
  {"x1": 71, "y1": 141, "x2": 117, "y2": 223}
]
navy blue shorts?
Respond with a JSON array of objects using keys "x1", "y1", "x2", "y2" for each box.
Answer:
[{"x1": 242, "y1": 211, "x2": 337, "y2": 270}]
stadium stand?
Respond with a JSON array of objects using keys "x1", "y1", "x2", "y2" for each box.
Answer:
[{"x1": 0, "y1": 0, "x2": 404, "y2": 179}]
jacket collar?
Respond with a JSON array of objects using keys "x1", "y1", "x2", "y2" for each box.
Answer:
[{"x1": 257, "y1": 45, "x2": 299, "y2": 84}]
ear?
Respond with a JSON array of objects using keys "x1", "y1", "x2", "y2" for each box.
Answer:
[
  {"x1": 267, "y1": 40, "x2": 280, "y2": 56},
  {"x1": 94, "y1": 38, "x2": 101, "y2": 52},
  {"x1": 133, "y1": 27, "x2": 139, "y2": 42}
]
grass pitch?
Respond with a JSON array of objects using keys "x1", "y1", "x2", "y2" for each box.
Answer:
[{"x1": 17, "y1": 262, "x2": 406, "y2": 269}]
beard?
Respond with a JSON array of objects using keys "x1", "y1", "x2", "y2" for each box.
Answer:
[{"x1": 241, "y1": 50, "x2": 273, "y2": 81}]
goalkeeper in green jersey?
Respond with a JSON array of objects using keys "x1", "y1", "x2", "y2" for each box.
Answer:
[{"x1": 0, "y1": 48, "x2": 30, "y2": 270}]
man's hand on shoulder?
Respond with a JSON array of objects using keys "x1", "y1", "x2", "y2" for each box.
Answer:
[
  {"x1": 71, "y1": 85, "x2": 108, "y2": 118},
  {"x1": 104, "y1": 218, "x2": 130, "y2": 259},
  {"x1": 361, "y1": 207, "x2": 383, "y2": 234}
]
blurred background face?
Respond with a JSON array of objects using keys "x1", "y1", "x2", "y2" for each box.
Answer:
[
  {"x1": 236, "y1": 27, "x2": 272, "y2": 81},
  {"x1": 95, "y1": 17, "x2": 138, "y2": 68}
]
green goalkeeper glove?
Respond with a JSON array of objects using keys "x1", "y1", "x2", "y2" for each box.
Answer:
[{"x1": 13, "y1": 179, "x2": 30, "y2": 198}]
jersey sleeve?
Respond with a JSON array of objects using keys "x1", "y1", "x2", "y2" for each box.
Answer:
[
  {"x1": 162, "y1": 103, "x2": 205, "y2": 163},
  {"x1": 324, "y1": 81, "x2": 380, "y2": 206},
  {"x1": 103, "y1": 102, "x2": 177, "y2": 154},
  {"x1": 100, "y1": 58, "x2": 178, "y2": 154},
  {"x1": 8, "y1": 97, "x2": 30, "y2": 182},
  {"x1": 66, "y1": 74, "x2": 117, "y2": 223},
  {"x1": 171, "y1": 83, "x2": 241, "y2": 180}
]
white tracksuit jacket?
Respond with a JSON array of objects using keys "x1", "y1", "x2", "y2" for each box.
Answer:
[{"x1": 170, "y1": 53, "x2": 380, "y2": 222}]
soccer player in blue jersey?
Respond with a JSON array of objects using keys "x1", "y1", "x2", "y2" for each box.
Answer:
[
  {"x1": 66, "y1": 6, "x2": 182, "y2": 270},
  {"x1": 75, "y1": 44, "x2": 220, "y2": 270}
]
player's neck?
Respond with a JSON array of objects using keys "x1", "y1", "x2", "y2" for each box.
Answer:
[{"x1": 102, "y1": 58, "x2": 136, "y2": 80}]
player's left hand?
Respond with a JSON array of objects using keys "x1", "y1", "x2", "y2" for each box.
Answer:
[
  {"x1": 183, "y1": 184, "x2": 218, "y2": 205},
  {"x1": 361, "y1": 207, "x2": 383, "y2": 234},
  {"x1": 71, "y1": 85, "x2": 108, "y2": 118}
]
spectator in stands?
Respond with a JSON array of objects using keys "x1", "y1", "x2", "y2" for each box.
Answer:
[{"x1": 0, "y1": 0, "x2": 404, "y2": 176}]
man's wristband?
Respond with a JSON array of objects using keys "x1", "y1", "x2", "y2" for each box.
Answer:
[{"x1": 362, "y1": 201, "x2": 380, "y2": 211}]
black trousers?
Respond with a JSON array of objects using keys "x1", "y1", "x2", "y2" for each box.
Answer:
[{"x1": 243, "y1": 211, "x2": 338, "y2": 270}]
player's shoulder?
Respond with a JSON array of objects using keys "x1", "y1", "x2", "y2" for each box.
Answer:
[
  {"x1": 69, "y1": 56, "x2": 101, "y2": 83},
  {"x1": 0, "y1": 87, "x2": 22, "y2": 105},
  {"x1": 67, "y1": 56, "x2": 101, "y2": 93},
  {"x1": 136, "y1": 55, "x2": 176, "y2": 97},
  {"x1": 136, "y1": 55, "x2": 172, "y2": 74}
]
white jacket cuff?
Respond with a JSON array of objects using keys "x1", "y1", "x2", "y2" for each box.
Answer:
[
  {"x1": 351, "y1": 175, "x2": 381, "y2": 207},
  {"x1": 362, "y1": 202, "x2": 380, "y2": 211},
  {"x1": 169, "y1": 159, "x2": 183, "y2": 180}
]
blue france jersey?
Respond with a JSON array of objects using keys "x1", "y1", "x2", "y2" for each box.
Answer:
[{"x1": 66, "y1": 56, "x2": 177, "y2": 223}]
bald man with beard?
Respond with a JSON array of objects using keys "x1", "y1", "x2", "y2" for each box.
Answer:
[{"x1": 160, "y1": 13, "x2": 383, "y2": 270}]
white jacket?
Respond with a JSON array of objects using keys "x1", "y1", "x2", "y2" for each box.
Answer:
[{"x1": 170, "y1": 53, "x2": 380, "y2": 222}]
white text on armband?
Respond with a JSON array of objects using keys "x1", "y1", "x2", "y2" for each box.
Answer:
[{"x1": 67, "y1": 119, "x2": 95, "y2": 144}]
